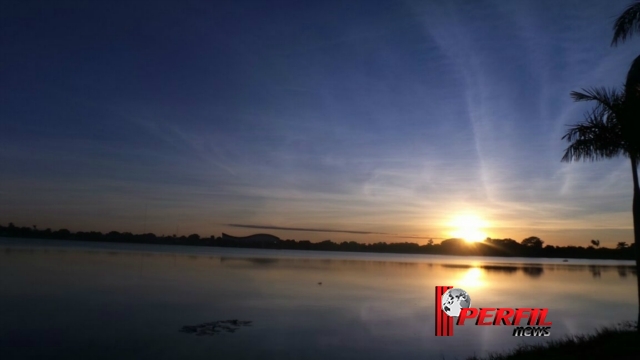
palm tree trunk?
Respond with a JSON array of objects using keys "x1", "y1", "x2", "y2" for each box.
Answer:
[{"x1": 631, "y1": 156, "x2": 640, "y2": 330}]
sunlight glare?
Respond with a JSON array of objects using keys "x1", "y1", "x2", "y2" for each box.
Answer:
[
  {"x1": 458, "y1": 267, "x2": 484, "y2": 288},
  {"x1": 449, "y1": 214, "x2": 488, "y2": 243}
]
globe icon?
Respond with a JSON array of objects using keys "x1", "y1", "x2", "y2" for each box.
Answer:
[{"x1": 441, "y1": 288, "x2": 471, "y2": 317}]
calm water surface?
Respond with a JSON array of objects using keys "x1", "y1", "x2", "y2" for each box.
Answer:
[{"x1": 0, "y1": 238, "x2": 636, "y2": 359}]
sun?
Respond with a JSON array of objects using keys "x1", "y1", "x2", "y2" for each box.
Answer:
[{"x1": 449, "y1": 214, "x2": 488, "y2": 243}]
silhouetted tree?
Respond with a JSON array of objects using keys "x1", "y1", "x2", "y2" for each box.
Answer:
[
  {"x1": 562, "y1": 85, "x2": 640, "y2": 327},
  {"x1": 521, "y1": 236, "x2": 544, "y2": 249},
  {"x1": 54, "y1": 229, "x2": 71, "y2": 239},
  {"x1": 618, "y1": 241, "x2": 630, "y2": 249},
  {"x1": 591, "y1": 239, "x2": 601, "y2": 248},
  {"x1": 612, "y1": 1, "x2": 640, "y2": 46},
  {"x1": 1, "y1": 222, "x2": 636, "y2": 261},
  {"x1": 612, "y1": 2, "x2": 640, "y2": 330}
]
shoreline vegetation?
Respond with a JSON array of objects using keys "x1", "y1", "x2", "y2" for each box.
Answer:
[
  {"x1": 465, "y1": 322, "x2": 639, "y2": 360},
  {"x1": 1, "y1": 222, "x2": 636, "y2": 261}
]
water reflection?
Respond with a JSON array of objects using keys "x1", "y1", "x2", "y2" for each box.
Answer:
[
  {"x1": 0, "y1": 240, "x2": 637, "y2": 360},
  {"x1": 618, "y1": 266, "x2": 628, "y2": 278},
  {"x1": 482, "y1": 265, "x2": 519, "y2": 275},
  {"x1": 458, "y1": 267, "x2": 484, "y2": 288},
  {"x1": 436, "y1": 262, "x2": 635, "y2": 279},
  {"x1": 180, "y1": 319, "x2": 252, "y2": 336}
]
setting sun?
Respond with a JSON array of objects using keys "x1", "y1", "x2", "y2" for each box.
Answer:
[{"x1": 449, "y1": 214, "x2": 488, "y2": 243}]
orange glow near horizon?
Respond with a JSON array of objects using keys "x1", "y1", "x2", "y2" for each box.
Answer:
[{"x1": 448, "y1": 214, "x2": 489, "y2": 243}]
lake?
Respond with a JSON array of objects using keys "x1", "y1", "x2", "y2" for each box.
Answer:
[{"x1": 0, "y1": 237, "x2": 636, "y2": 359}]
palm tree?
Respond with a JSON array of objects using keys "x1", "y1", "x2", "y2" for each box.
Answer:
[
  {"x1": 562, "y1": 86, "x2": 640, "y2": 327},
  {"x1": 611, "y1": 2, "x2": 640, "y2": 329},
  {"x1": 612, "y1": 1, "x2": 640, "y2": 46}
]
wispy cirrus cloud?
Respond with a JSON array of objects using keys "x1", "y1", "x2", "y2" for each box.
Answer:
[{"x1": 227, "y1": 223, "x2": 390, "y2": 235}]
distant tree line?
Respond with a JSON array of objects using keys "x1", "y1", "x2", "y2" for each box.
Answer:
[{"x1": 0, "y1": 223, "x2": 635, "y2": 260}]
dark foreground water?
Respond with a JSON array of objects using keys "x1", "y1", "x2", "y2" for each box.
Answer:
[{"x1": 0, "y1": 238, "x2": 636, "y2": 359}]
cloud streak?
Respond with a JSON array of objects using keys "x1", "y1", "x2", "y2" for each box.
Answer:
[{"x1": 227, "y1": 224, "x2": 390, "y2": 235}]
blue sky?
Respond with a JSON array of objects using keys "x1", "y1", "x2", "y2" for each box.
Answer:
[{"x1": 1, "y1": 0, "x2": 639, "y2": 246}]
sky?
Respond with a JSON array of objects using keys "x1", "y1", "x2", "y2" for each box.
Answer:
[{"x1": 1, "y1": 0, "x2": 639, "y2": 247}]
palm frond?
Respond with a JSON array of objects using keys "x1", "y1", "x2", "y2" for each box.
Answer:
[
  {"x1": 612, "y1": 1, "x2": 640, "y2": 46},
  {"x1": 570, "y1": 87, "x2": 624, "y2": 118},
  {"x1": 561, "y1": 107, "x2": 625, "y2": 162}
]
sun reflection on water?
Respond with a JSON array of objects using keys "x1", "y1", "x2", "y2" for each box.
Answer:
[{"x1": 457, "y1": 267, "x2": 484, "y2": 288}]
